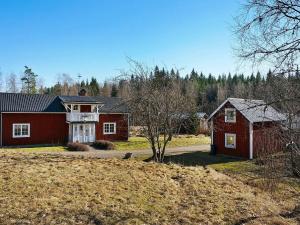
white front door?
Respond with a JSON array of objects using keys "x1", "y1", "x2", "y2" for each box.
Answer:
[{"x1": 72, "y1": 123, "x2": 95, "y2": 143}]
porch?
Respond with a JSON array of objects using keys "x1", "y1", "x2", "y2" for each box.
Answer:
[{"x1": 69, "y1": 123, "x2": 96, "y2": 143}]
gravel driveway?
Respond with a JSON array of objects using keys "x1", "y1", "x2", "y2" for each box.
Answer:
[{"x1": 45, "y1": 144, "x2": 210, "y2": 159}]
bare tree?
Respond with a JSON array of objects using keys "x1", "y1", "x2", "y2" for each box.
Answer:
[
  {"x1": 123, "y1": 60, "x2": 197, "y2": 162},
  {"x1": 235, "y1": 0, "x2": 300, "y2": 73},
  {"x1": 235, "y1": 0, "x2": 300, "y2": 177},
  {"x1": 6, "y1": 73, "x2": 19, "y2": 93}
]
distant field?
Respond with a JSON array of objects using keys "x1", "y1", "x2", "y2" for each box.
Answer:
[
  {"x1": 0, "y1": 152, "x2": 298, "y2": 225},
  {"x1": 114, "y1": 135, "x2": 210, "y2": 151}
]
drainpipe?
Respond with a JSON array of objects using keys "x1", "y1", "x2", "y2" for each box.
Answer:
[{"x1": 249, "y1": 122, "x2": 253, "y2": 159}]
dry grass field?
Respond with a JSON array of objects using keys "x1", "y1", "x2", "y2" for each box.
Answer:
[{"x1": 0, "y1": 152, "x2": 299, "y2": 225}]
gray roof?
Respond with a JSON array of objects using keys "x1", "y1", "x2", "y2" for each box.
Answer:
[
  {"x1": 59, "y1": 96, "x2": 102, "y2": 104},
  {"x1": 94, "y1": 96, "x2": 128, "y2": 113},
  {"x1": 209, "y1": 98, "x2": 286, "y2": 123},
  {"x1": 196, "y1": 112, "x2": 207, "y2": 119},
  {"x1": 0, "y1": 93, "x2": 128, "y2": 113},
  {"x1": 0, "y1": 93, "x2": 65, "y2": 112}
]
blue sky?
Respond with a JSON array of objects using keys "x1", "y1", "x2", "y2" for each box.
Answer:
[{"x1": 0, "y1": 0, "x2": 245, "y2": 86}]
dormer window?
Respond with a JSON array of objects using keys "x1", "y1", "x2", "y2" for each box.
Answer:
[{"x1": 225, "y1": 108, "x2": 236, "y2": 123}]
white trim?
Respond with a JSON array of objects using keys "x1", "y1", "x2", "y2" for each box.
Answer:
[
  {"x1": 225, "y1": 133, "x2": 236, "y2": 149},
  {"x1": 208, "y1": 99, "x2": 229, "y2": 120},
  {"x1": 12, "y1": 123, "x2": 30, "y2": 138},
  {"x1": 249, "y1": 122, "x2": 253, "y2": 159},
  {"x1": 103, "y1": 122, "x2": 116, "y2": 135},
  {"x1": 225, "y1": 108, "x2": 236, "y2": 123},
  {"x1": 71, "y1": 104, "x2": 80, "y2": 112}
]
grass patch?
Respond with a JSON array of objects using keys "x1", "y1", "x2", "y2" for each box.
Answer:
[
  {"x1": 0, "y1": 152, "x2": 297, "y2": 224},
  {"x1": 115, "y1": 135, "x2": 210, "y2": 151},
  {"x1": 0, "y1": 146, "x2": 66, "y2": 153}
]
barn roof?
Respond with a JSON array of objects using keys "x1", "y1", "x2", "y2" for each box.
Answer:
[
  {"x1": 208, "y1": 98, "x2": 286, "y2": 123},
  {"x1": 0, "y1": 93, "x2": 128, "y2": 113}
]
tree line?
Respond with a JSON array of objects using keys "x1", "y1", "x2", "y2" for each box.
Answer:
[{"x1": 0, "y1": 65, "x2": 292, "y2": 114}]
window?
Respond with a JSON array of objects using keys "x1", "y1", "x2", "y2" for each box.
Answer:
[
  {"x1": 103, "y1": 123, "x2": 116, "y2": 134},
  {"x1": 225, "y1": 133, "x2": 236, "y2": 149},
  {"x1": 13, "y1": 124, "x2": 30, "y2": 138},
  {"x1": 72, "y1": 105, "x2": 80, "y2": 112},
  {"x1": 225, "y1": 108, "x2": 236, "y2": 122}
]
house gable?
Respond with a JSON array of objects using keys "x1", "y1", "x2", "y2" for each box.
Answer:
[{"x1": 212, "y1": 101, "x2": 250, "y2": 158}]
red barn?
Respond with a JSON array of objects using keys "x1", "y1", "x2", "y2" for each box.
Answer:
[
  {"x1": 208, "y1": 98, "x2": 286, "y2": 159},
  {"x1": 0, "y1": 92, "x2": 129, "y2": 147}
]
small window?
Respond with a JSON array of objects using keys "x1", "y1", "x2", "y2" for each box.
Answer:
[
  {"x1": 72, "y1": 105, "x2": 80, "y2": 112},
  {"x1": 103, "y1": 123, "x2": 116, "y2": 134},
  {"x1": 13, "y1": 124, "x2": 30, "y2": 138},
  {"x1": 225, "y1": 133, "x2": 236, "y2": 149},
  {"x1": 225, "y1": 108, "x2": 236, "y2": 122}
]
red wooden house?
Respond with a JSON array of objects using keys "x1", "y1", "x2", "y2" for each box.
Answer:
[
  {"x1": 208, "y1": 98, "x2": 286, "y2": 159},
  {"x1": 0, "y1": 91, "x2": 129, "y2": 147}
]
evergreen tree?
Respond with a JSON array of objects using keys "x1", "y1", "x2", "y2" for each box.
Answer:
[
  {"x1": 111, "y1": 83, "x2": 118, "y2": 97},
  {"x1": 21, "y1": 66, "x2": 38, "y2": 94},
  {"x1": 89, "y1": 77, "x2": 100, "y2": 96}
]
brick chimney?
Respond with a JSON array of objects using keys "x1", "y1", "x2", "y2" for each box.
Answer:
[{"x1": 78, "y1": 88, "x2": 87, "y2": 96}]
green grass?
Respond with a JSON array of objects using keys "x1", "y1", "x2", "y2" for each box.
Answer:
[
  {"x1": 114, "y1": 135, "x2": 210, "y2": 151},
  {"x1": 0, "y1": 146, "x2": 67, "y2": 153}
]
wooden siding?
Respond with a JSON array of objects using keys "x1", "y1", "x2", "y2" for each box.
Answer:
[
  {"x1": 213, "y1": 102, "x2": 250, "y2": 158},
  {"x1": 80, "y1": 105, "x2": 91, "y2": 112},
  {"x1": 96, "y1": 114, "x2": 129, "y2": 141},
  {"x1": 253, "y1": 122, "x2": 283, "y2": 157},
  {"x1": 1, "y1": 113, "x2": 129, "y2": 146},
  {"x1": 2, "y1": 113, "x2": 68, "y2": 146}
]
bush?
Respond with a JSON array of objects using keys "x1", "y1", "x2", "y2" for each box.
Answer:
[
  {"x1": 67, "y1": 142, "x2": 90, "y2": 152},
  {"x1": 92, "y1": 140, "x2": 115, "y2": 150}
]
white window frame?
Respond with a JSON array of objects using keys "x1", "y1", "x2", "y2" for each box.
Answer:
[
  {"x1": 103, "y1": 122, "x2": 116, "y2": 135},
  {"x1": 225, "y1": 108, "x2": 236, "y2": 123},
  {"x1": 13, "y1": 123, "x2": 30, "y2": 138},
  {"x1": 225, "y1": 133, "x2": 236, "y2": 149},
  {"x1": 72, "y1": 104, "x2": 80, "y2": 112}
]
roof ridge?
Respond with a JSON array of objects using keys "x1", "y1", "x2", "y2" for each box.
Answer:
[{"x1": 228, "y1": 97, "x2": 264, "y2": 102}]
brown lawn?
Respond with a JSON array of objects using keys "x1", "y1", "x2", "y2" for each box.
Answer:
[{"x1": 0, "y1": 152, "x2": 299, "y2": 225}]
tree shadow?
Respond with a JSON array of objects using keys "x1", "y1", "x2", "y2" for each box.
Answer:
[{"x1": 163, "y1": 151, "x2": 245, "y2": 167}]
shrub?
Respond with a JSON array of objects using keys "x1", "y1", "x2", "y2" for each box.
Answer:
[
  {"x1": 92, "y1": 140, "x2": 115, "y2": 150},
  {"x1": 67, "y1": 142, "x2": 90, "y2": 152}
]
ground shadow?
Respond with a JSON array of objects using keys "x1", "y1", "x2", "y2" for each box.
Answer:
[{"x1": 163, "y1": 151, "x2": 244, "y2": 167}]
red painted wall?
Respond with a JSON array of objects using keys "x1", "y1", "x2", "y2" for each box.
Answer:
[
  {"x1": 253, "y1": 122, "x2": 283, "y2": 157},
  {"x1": 80, "y1": 105, "x2": 91, "y2": 112},
  {"x1": 1, "y1": 113, "x2": 129, "y2": 146},
  {"x1": 96, "y1": 114, "x2": 129, "y2": 141},
  {"x1": 2, "y1": 113, "x2": 68, "y2": 146},
  {"x1": 213, "y1": 102, "x2": 250, "y2": 158}
]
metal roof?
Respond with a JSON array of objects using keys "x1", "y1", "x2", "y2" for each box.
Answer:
[
  {"x1": 94, "y1": 96, "x2": 128, "y2": 113},
  {"x1": 59, "y1": 96, "x2": 102, "y2": 104},
  {"x1": 0, "y1": 93, "x2": 65, "y2": 112},
  {"x1": 0, "y1": 93, "x2": 128, "y2": 113},
  {"x1": 208, "y1": 98, "x2": 286, "y2": 123}
]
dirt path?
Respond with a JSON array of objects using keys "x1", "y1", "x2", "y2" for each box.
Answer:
[{"x1": 45, "y1": 144, "x2": 210, "y2": 159}]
